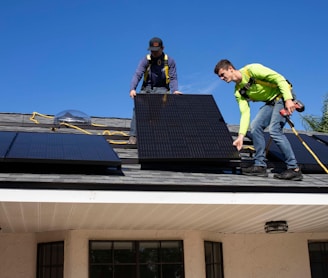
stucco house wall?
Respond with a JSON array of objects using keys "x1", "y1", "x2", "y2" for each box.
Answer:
[
  {"x1": 0, "y1": 233, "x2": 36, "y2": 278},
  {"x1": 1, "y1": 230, "x2": 327, "y2": 278}
]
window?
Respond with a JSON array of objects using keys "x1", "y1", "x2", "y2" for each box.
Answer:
[
  {"x1": 37, "y1": 241, "x2": 64, "y2": 278},
  {"x1": 308, "y1": 242, "x2": 328, "y2": 278},
  {"x1": 204, "y1": 241, "x2": 224, "y2": 278},
  {"x1": 89, "y1": 240, "x2": 184, "y2": 278}
]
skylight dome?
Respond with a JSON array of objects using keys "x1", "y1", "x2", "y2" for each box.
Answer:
[{"x1": 54, "y1": 109, "x2": 91, "y2": 125}]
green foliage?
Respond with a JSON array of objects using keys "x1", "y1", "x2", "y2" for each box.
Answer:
[{"x1": 301, "y1": 93, "x2": 328, "y2": 133}]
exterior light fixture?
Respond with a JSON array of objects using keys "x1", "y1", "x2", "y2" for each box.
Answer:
[{"x1": 264, "y1": 220, "x2": 288, "y2": 234}]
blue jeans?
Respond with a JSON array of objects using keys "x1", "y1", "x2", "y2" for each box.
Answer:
[
  {"x1": 130, "y1": 86, "x2": 169, "y2": 136},
  {"x1": 250, "y1": 98, "x2": 298, "y2": 169}
]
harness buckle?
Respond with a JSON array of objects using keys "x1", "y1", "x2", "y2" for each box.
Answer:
[{"x1": 239, "y1": 77, "x2": 255, "y2": 99}]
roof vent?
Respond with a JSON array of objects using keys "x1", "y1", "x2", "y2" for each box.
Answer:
[{"x1": 54, "y1": 109, "x2": 91, "y2": 126}]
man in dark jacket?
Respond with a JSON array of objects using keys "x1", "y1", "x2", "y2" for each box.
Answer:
[{"x1": 128, "y1": 37, "x2": 182, "y2": 144}]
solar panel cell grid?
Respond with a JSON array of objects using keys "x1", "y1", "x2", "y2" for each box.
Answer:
[
  {"x1": 6, "y1": 132, "x2": 121, "y2": 165},
  {"x1": 0, "y1": 131, "x2": 17, "y2": 160},
  {"x1": 0, "y1": 132, "x2": 121, "y2": 173},
  {"x1": 135, "y1": 94, "x2": 240, "y2": 165}
]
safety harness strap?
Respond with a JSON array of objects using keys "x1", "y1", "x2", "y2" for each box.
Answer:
[
  {"x1": 239, "y1": 67, "x2": 292, "y2": 100},
  {"x1": 239, "y1": 77, "x2": 255, "y2": 99},
  {"x1": 164, "y1": 54, "x2": 170, "y2": 85},
  {"x1": 142, "y1": 54, "x2": 169, "y2": 89},
  {"x1": 245, "y1": 68, "x2": 278, "y2": 88}
]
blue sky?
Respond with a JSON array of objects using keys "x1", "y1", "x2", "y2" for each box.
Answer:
[{"x1": 1, "y1": 0, "x2": 327, "y2": 131}]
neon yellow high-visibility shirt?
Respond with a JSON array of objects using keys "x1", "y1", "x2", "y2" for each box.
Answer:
[{"x1": 234, "y1": 63, "x2": 293, "y2": 135}]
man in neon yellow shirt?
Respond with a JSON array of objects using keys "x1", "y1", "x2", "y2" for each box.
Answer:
[{"x1": 214, "y1": 59, "x2": 302, "y2": 181}]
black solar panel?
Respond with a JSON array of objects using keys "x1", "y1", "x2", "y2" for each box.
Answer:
[
  {"x1": 313, "y1": 134, "x2": 328, "y2": 145},
  {"x1": 0, "y1": 131, "x2": 122, "y2": 174},
  {"x1": 0, "y1": 131, "x2": 17, "y2": 160},
  {"x1": 262, "y1": 132, "x2": 328, "y2": 173},
  {"x1": 135, "y1": 94, "x2": 240, "y2": 171}
]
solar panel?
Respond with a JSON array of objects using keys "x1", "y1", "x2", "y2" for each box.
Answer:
[
  {"x1": 0, "y1": 131, "x2": 122, "y2": 174},
  {"x1": 262, "y1": 132, "x2": 328, "y2": 173},
  {"x1": 313, "y1": 134, "x2": 328, "y2": 145},
  {"x1": 0, "y1": 131, "x2": 17, "y2": 160},
  {"x1": 135, "y1": 94, "x2": 240, "y2": 171}
]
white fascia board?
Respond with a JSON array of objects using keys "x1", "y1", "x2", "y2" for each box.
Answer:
[{"x1": 1, "y1": 189, "x2": 328, "y2": 205}]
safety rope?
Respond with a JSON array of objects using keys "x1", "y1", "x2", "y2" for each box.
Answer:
[
  {"x1": 55, "y1": 122, "x2": 93, "y2": 135},
  {"x1": 263, "y1": 119, "x2": 328, "y2": 174},
  {"x1": 30, "y1": 112, "x2": 130, "y2": 144},
  {"x1": 30, "y1": 111, "x2": 54, "y2": 123},
  {"x1": 285, "y1": 118, "x2": 328, "y2": 174}
]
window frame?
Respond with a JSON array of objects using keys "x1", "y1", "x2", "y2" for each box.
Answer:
[
  {"x1": 89, "y1": 240, "x2": 185, "y2": 278},
  {"x1": 36, "y1": 241, "x2": 64, "y2": 278},
  {"x1": 308, "y1": 241, "x2": 328, "y2": 278},
  {"x1": 204, "y1": 241, "x2": 224, "y2": 278}
]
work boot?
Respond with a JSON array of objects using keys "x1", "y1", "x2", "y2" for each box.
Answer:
[
  {"x1": 242, "y1": 165, "x2": 268, "y2": 177},
  {"x1": 273, "y1": 168, "x2": 303, "y2": 181},
  {"x1": 128, "y1": 136, "x2": 137, "y2": 145}
]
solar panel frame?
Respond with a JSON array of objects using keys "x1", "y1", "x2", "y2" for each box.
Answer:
[
  {"x1": 135, "y1": 94, "x2": 240, "y2": 170},
  {"x1": 6, "y1": 132, "x2": 121, "y2": 165},
  {"x1": 0, "y1": 131, "x2": 122, "y2": 174}
]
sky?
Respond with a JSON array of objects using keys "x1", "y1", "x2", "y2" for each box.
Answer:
[{"x1": 1, "y1": 0, "x2": 327, "y2": 131}]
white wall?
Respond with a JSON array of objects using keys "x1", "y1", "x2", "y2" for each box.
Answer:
[{"x1": 0, "y1": 230, "x2": 327, "y2": 278}]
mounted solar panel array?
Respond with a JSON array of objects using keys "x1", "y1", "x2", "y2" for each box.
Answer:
[
  {"x1": 135, "y1": 94, "x2": 240, "y2": 172},
  {"x1": 261, "y1": 132, "x2": 328, "y2": 173},
  {"x1": 0, "y1": 131, "x2": 122, "y2": 174}
]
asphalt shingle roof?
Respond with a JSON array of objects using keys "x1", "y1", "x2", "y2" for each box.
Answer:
[{"x1": 0, "y1": 112, "x2": 327, "y2": 191}]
